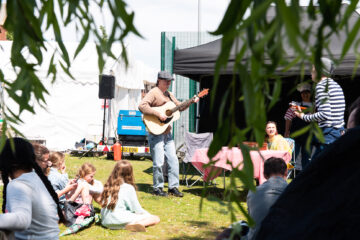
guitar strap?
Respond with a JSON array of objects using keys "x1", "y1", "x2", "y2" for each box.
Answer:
[{"x1": 165, "y1": 91, "x2": 175, "y2": 103}]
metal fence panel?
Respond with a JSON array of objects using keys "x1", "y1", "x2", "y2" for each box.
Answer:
[{"x1": 161, "y1": 32, "x2": 220, "y2": 148}]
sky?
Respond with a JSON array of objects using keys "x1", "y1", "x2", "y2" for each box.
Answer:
[
  {"x1": 121, "y1": 0, "x2": 325, "y2": 70},
  {"x1": 46, "y1": 0, "x2": 230, "y2": 70},
  {"x1": 124, "y1": 0, "x2": 229, "y2": 70},
  {"x1": 90, "y1": 0, "x2": 316, "y2": 70},
  {"x1": 104, "y1": 0, "x2": 231, "y2": 70}
]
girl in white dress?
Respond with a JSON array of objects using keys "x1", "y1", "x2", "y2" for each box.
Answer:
[{"x1": 100, "y1": 160, "x2": 160, "y2": 232}]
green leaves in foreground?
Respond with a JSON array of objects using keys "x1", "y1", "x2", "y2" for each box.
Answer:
[
  {"x1": 203, "y1": 0, "x2": 360, "y2": 225},
  {"x1": 0, "y1": 0, "x2": 141, "y2": 142}
]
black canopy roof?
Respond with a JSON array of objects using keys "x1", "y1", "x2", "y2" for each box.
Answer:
[{"x1": 173, "y1": 5, "x2": 360, "y2": 80}]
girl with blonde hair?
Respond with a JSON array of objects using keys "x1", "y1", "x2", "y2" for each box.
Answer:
[
  {"x1": 48, "y1": 152, "x2": 77, "y2": 204},
  {"x1": 100, "y1": 160, "x2": 160, "y2": 232},
  {"x1": 67, "y1": 163, "x2": 103, "y2": 204}
]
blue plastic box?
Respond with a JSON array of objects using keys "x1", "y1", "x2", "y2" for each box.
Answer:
[{"x1": 117, "y1": 110, "x2": 147, "y2": 136}]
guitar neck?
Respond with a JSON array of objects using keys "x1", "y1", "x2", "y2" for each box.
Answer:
[{"x1": 169, "y1": 97, "x2": 194, "y2": 114}]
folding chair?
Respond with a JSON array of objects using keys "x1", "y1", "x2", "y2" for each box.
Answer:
[
  {"x1": 284, "y1": 138, "x2": 296, "y2": 179},
  {"x1": 179, "y1": 132, "x2": 213, "y2": 187}
]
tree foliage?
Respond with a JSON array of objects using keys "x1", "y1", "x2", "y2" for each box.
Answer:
[
  {"x1": 0, "y1": 0, "x2": 140, "y2": 146},
  {"x1": 206, "y1": 0, "x2": 360, "y2": 223},
  {"x1": 1, "y1": 0, "x2": 360, "y2": 229}
]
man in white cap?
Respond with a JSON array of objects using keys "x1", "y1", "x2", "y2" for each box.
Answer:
[
  {"x1": 295, "y1": 57, "x2": 345, "y2": 157},
  {"x1": 284, "y1": 82, "x2": 313, "y2": 169},
  {"x1": 138, "y1": 71, "x2": 198, "y2": 197}
]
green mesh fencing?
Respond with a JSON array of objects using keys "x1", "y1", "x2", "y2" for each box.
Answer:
[{"x1": 161, "y1": 32, "x2": 220, "y2": 148}]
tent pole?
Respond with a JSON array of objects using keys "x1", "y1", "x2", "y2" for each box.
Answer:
[
  {"x1": 107, "y1": 98, "x2": 112, "y2": 143},
  {"x1": 101, "y1": 99, "x2": 107, "y2": 144}
]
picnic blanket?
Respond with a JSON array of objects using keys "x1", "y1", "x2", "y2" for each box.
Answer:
[{"x1": 60, "y1": 214, "x2": 100, "y2": 236}]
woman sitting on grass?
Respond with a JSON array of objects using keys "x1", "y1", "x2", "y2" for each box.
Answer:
[
  {"x1": 0, "y1": 138, "x2": 66, "y2": 239},
  {"x1": 48, "y1": 152, "x2": 77, "y2": 206},
  {"x1": 265, "y1": 121, "x2": 292, "y2": 155},
  {"x1": 100, "y1": 160, "x2": 160, "y2": 232},
  {"x1": 32, "y1": 143, "x2": 51, "y2": 176},
  {"x1": 67, "y1": 163, "x2": 103, "y2": 204}
]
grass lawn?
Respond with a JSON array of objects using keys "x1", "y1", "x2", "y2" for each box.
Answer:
[{"x1": 1, "y1": 155, "x2": 248, "y2": 240}]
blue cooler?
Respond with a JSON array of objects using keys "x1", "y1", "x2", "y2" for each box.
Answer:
[
  {"x1": 117, "y1": 110, "x2": 148, "y2": 147},
  {"x1": 117, "y1": 110, "x2": 147, "y2": 136}
]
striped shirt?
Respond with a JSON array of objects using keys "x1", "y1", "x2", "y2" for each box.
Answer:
[
  {"x1": 284, "y1": 102, "x2": 312, "y2": 121},
  {"x1": 303, "y1": 78, "x2": 345, "y2": 128}
]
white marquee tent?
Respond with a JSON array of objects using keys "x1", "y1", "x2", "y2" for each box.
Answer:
[{"x1": 0, "y1": 41, "x2": 157, "y2": 150}]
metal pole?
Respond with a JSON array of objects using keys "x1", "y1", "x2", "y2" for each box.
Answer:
[
  {"x1": 196, "y1": 0, "x2": 201, "y2": 133},
  {"x1": 160, "y1": 32, "x2": 165, "y2": 71},
  {"x1": 107, "y1": 98, "x2": 112, "y2": 144},
  {"x1": 196, "y1": 80, "x2": 200, "y2": 133},
  {"x1": 198, "y1": 0, "x2": 201, "y2": 45},
  {"x1": 101, "y1": 99, "x2": 107, "y2": 144}
]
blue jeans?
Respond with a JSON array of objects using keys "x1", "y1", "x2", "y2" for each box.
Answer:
[
  {"x1": 312, "y1": 126, "x2": 344, "y2": 159},
  {"x1": 295, "y1": 141, "x2": 310, "y2": 170},
  {"x1": 148, "y1": 132, "x2": 179, "y2": 189}
]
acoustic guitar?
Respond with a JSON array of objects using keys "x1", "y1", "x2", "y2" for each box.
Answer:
[{"x1": 143, "y1": 89, "x2": 209, "y2": 135}]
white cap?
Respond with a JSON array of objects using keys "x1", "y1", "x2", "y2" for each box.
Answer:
[{"x1": 297, "y1": 82, "x2": 311, "y2": 92}]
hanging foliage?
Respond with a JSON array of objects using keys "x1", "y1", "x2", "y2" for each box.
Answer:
[
  {"x1": 205, "y1": 0, "x2": 360, "y2": 223},
  {"x1": 0, "y1": 0, "x2": 141, "y2": 147}
]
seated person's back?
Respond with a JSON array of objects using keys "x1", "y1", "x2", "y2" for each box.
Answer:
[
  {"x1": 216, "y1": 157, "x2": 288, "y2": 240},
  {"x1": 246, "y1": 157, "x2": 288, "y2": 239}
]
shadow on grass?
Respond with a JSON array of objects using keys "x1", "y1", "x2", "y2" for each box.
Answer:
[
  {"x1": 235, "y1": 188, "x2": 249, "y2": 202},
  {"x1": 183, "y1": 186, "x2": 225, "y2": 199},
  {"x1": 136, "y1": 183, "x2": 153, "y2": 194},
  {"x1": 180, "y1": 178, "x2": 222, "y2": 188},
  {"x1": 122, "y1": 154, "x2": 152, "y2": 161},
  {"x1": 143, "y1": 166, "x2": 153, "y2": 175},
  {"x1": 185, "y1": 220, "x2": 210, "y2": 227},
  {"x1": 167, "y1": 229, "x2": 220, "y2": 240},
  {"x1": 102, "y1": 153, "x2": 152, "y2": 161},
  {"x1": 183, "y1": 186, "x2": 248, "y2": 202}
]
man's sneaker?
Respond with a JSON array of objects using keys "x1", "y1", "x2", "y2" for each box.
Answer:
[
  {"x1": 168, "y1": 187, "x2": 184, "y2": 197},
  {"x1": 153, "y1": 188, "x2": 168, "y2": 197}
]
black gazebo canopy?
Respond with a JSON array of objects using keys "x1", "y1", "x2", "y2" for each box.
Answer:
[
  {"x1": 172, "y1": 5, "x2": 360, "y2": 134},
  {"x1": 174, "y1": 5, "x2": 360, "y2": 80}
]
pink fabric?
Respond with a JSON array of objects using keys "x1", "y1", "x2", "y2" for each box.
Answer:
[
  {"x1": 75, "y1": 205, "x2": 91, "y2": 217},
  {"x1": 191, "y1": 147, "x2": 291, "y2": 184}
]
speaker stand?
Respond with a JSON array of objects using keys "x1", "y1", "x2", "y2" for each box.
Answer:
[{"x1": 101, "y1": 99, "x2": 107, "y2": 145}]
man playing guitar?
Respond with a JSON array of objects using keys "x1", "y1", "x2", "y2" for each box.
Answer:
[{"x1": 138, "y1": 71, "x2": 199, "y2": 197}]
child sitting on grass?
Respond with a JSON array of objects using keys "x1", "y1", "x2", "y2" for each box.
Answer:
[
  {"x1": 48, "y1": 152, "x2": 77, "y2": 205},
  {"x1": 100, "y1": 160, "x2": 160, "y2": 232},
  {"x1": 67, "y1": 163, "x2": 103, "y2": 204}
]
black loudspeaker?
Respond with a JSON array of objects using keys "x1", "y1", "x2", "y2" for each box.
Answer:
[{"x1": 99, "y1": 75, "x2": 115, "y2": 99}]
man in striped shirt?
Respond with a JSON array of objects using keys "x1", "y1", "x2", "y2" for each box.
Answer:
[
  {"x1": 284, "y1": 83, "x2": 313, "y2": 169},
  {"x1": 295, "y1": 57, "x2": 345, "y2": 157}
]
